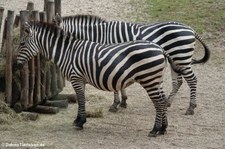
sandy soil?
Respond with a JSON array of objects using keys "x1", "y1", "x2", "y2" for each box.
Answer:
[{"x1": 0, "y1": 0, "x2": 225, "y2": 149}]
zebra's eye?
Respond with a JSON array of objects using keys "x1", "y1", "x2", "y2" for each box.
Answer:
[{"x1": 20, "y1": 42, "x2": 25, "y2": 46}]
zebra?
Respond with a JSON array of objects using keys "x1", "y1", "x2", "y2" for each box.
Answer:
[
  {"x1": 53, "y1": 14, "x2": 210, "y2": 115},
  {"x1": 16, "y1": 21, "x2": 183, "y2": 137}
]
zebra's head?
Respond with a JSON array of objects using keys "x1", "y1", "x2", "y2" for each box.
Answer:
[
  {"x1": 17, "y1": 22, "x2": 39, "y2": 68},
  {"x1": 52, "y1": 13, "x2": 63, "y2": 29}
]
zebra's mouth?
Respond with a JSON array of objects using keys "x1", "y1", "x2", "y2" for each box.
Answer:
[{"x1": 16, "y1": 60, "x2": 26, "y2": 70}]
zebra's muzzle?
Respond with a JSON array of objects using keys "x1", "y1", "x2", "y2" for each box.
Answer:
[{"x1": 15, "y1": 61, "x2": 25, "y2": 70}]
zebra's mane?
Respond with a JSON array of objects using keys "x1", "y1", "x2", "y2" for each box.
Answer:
[
  {"x1": 30, "y1": 21, "x2": 64, "y2": 36},
  {"x1": 62, "y1": 14, "x2": 106, "y2": 23}
]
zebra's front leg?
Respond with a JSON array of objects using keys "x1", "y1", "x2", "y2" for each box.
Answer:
[
  {"x1": 119, "y1": 89, "x2": 128, "y2": 108},
  {"x1": 109, "y1": 91, "x2": 120, "y2": 112},
  {"x1": 167, "y1": 69, "x2": 183, "y2": 107},
  {"x1": 71, "y1": 80, "x2": 87, "y2": 129}
]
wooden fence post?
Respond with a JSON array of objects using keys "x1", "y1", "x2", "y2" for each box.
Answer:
[
  {"x1": 14, "y1": 14, "x2": 20, "y2": 28},
  {"x1": 39, "y1": 11, "x2": 47, "y2": 100},
  {"x1": 5, "y1": 10, "x2": 14, "y2": 105},
  {"x1": 46, "y1": 1, "x2": 55, "y2": 22},
  {"x1": 19, "y1": 10, "x2": 30, "y2": 109},
  {"x1": 1, "y1": 18, "x2": 7, "y2": 52},
  {"x1": 54, "y1": 0, "x2": 61, "y2": 15},
  {"x1": 26, "y1": 2, "x2": 35, "y2": 107},
  {"x1": 26, "y1": 2, "x2": 34, "y2": 12},
  {"x1": 0, "y1": 7, "x2": 4, "y2": 34},
  {"x1": 44, "y1": 0, "x2": 48, "y2": 11},
  {"x1": 32, "y1": 10, "x2": 41, "y2": 105},
  {"x1": 0, "y1": 7, "x2": 4, "y2": 52},
  {"x1": 46, "y1": 1, "x2": 58, "y2": 97},
  {"x1": 54, "y1": 0, "x2": 64, "y2": 92}
]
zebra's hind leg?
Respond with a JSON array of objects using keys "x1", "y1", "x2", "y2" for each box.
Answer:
[
  {"x1": 71, "y1": 80, "x2": 87, "y2": 129},
  {"x1": 182, "y1": 67, "x2": 197, "y2": 115},
  {"x1": 144, "y1": 84, "x2": 167, "y2": 137},
  {"x1": 109, "y1": 91, "x2": 120, "y2": 112},
  {"x1": 159, "y1": 86, "x2": 168, "y2": 135},
  {"x1": 166, "y1": 69, "x2": 183, "y2": 107},
  {"x1": 119, "y1": 89, "x2": 128, "y2": 108}
]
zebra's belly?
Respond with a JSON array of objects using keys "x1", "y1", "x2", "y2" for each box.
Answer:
[{"x1": 86, "y1": 76, "x2": 136, "y2": 92}]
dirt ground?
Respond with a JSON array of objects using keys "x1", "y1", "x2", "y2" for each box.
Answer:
[{"x1": 0, "y1": 0, "x2": 225, "y2": 149}]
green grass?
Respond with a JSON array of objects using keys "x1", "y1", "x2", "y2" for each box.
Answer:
[{"x1": 132, "y1": 0, "x2": 225, "y2": 35}]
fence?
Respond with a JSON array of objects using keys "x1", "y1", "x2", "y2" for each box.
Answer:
[{"x1": 0, "y1": 0, "x2": 74, "y2": 113}]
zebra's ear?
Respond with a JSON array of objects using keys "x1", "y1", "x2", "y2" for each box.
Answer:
[{"x1": 23, "y1": 22, "x2": 33, "y2": 36}]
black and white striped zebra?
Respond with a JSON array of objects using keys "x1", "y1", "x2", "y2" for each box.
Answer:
[
  {"x1": 54, "y1": 14, "x2": 210, "y2": 115},
  {"x1": 16, "y1": 21, "x2": 183, "y2": 137}
]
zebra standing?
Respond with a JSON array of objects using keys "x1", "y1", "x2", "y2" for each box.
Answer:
[
  {"x1": 16, "y1": 21, "x2": 183, "y2": 137},
  {"x1": 53, "y1": 14, "x2": 210, "y2": 115}
]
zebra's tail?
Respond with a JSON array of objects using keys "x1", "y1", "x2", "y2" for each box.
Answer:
[
  {"x1": 192, "y1": 32, "x2": 210, "y2": 64},
  {"x1": 163, "y1": 51, "x2": 185, "y2": 74}
]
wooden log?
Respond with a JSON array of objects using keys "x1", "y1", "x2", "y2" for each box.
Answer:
[
  {"x1": 13, "y1": 14, "x2": 20, "y2": 28},
  {"x1": 50, "y1": 93, "x2": 76, "y2": 103},
  {"x1": 29, "y1": 105, "x2": 59, "y2": 114},
  {"x1": 20, "y1": 112, "x2": 39, "y2": 121},
  {"x1": 66, "y1": 94, "x2": 77, "y2": 103},
  {"x1": 32, "y1": 10, "x2": 41, "y2": 105},
  {"x1": 54, "y1": 0, "x2": 61, "y2": 15},
  {"x1": 19, "y1": 10, "x2": 30, "y2": 109},
  {"x1": 43, "y1": 99, "x2": 68, "y2": 108},
  {"x1": 5, "y1": 10, "x2": 14, "y2": 105}
]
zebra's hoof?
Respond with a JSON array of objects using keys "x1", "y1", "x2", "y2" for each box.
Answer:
[
  {"x1": 148, "y1": 131, "x2": 157, "y2": 137},
  {"x1": 74, "y1": 125, "x2": 83, "y2": 130},
  {"x1": 119, "y1": 102, "x2": 127, "y2": 108},
  {"x1": 185, "y1": 109, "x2": 194, "y2": 115},
  {"x1": 109, "y1": 106, "x2": 118, "y2": 112},
  {"x1": 158, "y1": 130, "x2": 167, "y2": 135},
  {"x1": 74, "y1": 115, "x2": 86, "y2": 129}
]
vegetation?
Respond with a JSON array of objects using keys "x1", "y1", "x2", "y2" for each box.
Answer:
[{"x1": 132, "y1": 0, "x2": 225, "y2": 35}]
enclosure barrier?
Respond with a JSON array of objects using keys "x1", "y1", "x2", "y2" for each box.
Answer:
[{"x1": 0, "y1": 0, "x2": 75, "y2": 114}]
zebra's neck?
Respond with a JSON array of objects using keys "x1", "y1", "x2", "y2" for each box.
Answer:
[{"x1": 33, "y1": 24, "x2": 66, "y2": 63}]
